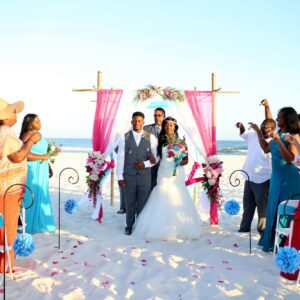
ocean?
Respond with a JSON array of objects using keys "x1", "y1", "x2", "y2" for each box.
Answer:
[{"x1": 49, "y1": 138, "x2": 247, "y2": 155}]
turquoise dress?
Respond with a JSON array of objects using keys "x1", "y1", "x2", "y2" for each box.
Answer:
[
  {"x1": 259, "y1": 133, "x2": 300, "y2": 252},
  {"x1": 24, "y1": 136, "x2": 55, "y2": 234}
]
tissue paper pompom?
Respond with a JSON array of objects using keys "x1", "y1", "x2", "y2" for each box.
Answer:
[
  {"x1": 224, "y1": 200, "x2": 240, "y2": 216},
  {"x1": 64, "y1": 199, "x2": 79, "y2": 214},
  {"x1": 13, "y1": 233, "x2": 35, "y2": 257},
  {"x1": 275, "y1": 246, "x2": 300, "y2": 274}
]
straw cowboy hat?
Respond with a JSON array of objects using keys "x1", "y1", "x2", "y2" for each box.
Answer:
[{"x1": 0, "y1": 98, "x2": 24, "y2": 120}]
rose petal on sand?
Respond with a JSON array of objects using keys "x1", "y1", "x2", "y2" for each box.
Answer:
[
  {"x1": 130, "y1": 281, "x2": 135, "y2": 285},
  {"x1": 145, "y1": 240, "x2": 151, "y2": 244},
  {"x1": 52, "y1": 261, "x2": 59, "y2": 265},
  {"x1": 226, "y1": 267, "x2": 233, "y2": 270},
  {"x1": 234, "y1": 243, "x2": 239, "y2": 248},
  {"x1": 222, "y1": 260, "x2": 229, "y2": 264},
  {"x1": 61, "y1": 257, "x2": 68, "y2": 260},
  {"x1": 77, "y1": 240, "x2": 83, "y2": 244},
  {"x1": 141, "y1": 259, "x2": 147, "y2": 263},
  {"x1": 51, "y1": 272, "x2": 58, "y2": 276},
  {"x1": 218, "y1": 280, "x2": 224, "y2": 283},
  {"x1": 70, "y1": 252, "x2": 75, "y2": 255}
]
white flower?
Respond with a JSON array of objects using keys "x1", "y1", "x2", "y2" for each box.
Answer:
[
  {"x1": 208, "y1": 178, "x2": 216, "y2": 186},
  {"x1": 207, "y1": 155, "x2": 220, "y2": 164},
  {"x1": 90, "y1": 174, "x2": 99, "y2": 181},
  {"x1": 50, "y1": 145, "x2": 56, "y2": 152}
]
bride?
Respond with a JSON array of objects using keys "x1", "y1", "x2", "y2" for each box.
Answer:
[{"x1": 132, "y1": 116, "x2": 201, "y2": 240}]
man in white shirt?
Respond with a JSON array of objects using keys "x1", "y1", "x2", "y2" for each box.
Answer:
[
  {"x1": 117, "y1": 112, "x2": 158, "y2": 235},
  {"x1": 237, "y1": 118, "x2": 276, "y2": 234}
]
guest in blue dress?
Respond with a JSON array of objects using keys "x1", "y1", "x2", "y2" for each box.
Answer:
[
  {"x1": 20, "y1": 114, "x2": 57, "y2": 234},
  {"x1": 251, "y1": 107, "x2": 300, "y2": 252}
]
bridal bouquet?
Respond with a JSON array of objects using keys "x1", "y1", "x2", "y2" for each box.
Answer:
[
  {"x1": 45, "y1": 141, "x2": 61, "y2": 164},
  {"x1": 201, "y1": 155, "x2": 223, "y2": 202},
  {"x1": 167, "y1": 143, "x2": 188, "y2": 176},
  {"x1": 86, "y1": 151, "x2": 115, "y2": 206}
]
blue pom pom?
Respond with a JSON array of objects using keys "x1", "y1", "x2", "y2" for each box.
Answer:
[
  {"x1": 224, "y1": 200, "x2": 240, "y2": 215},
  {"x1": 64, "y1": 199, "x2": 79, "y2": 214},
  {"x1": 13, "y1": 233, "x2": 35, "y2": 257},
  {"x1": 275, "y1": 246, "x2": 300, "y2": 274}
]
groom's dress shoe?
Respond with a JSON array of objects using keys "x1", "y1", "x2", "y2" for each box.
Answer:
[
  {"x1": 125, "y1": 228, "x2": 132, "y2": 235},
  {"x1": 117, "y1": 209, "x2": 126, "y2": 214}
]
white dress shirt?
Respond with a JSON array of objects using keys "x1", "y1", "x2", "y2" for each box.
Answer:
[
  {"x1": 241, "y1": 130, "x2": 272, "y2": 184},
  {"x1": 116, "y1": 130, "x2": 158, "y2": 181}
]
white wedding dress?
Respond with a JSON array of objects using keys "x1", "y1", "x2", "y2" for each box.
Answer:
[{"x1": 132, "y1": 146, "x2": 201, "y2": 240}]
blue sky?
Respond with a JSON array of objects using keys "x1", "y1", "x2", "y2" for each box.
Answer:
[{"x1": 1, "y1": 0, "x2": 299, "y2": 139}]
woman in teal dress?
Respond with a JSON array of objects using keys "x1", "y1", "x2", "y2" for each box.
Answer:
[
  {"x1": 252, "y1": 107, "x2": 300, "y2": 252},
  {"x1": 20, "y1": 114, "x2": 58, "y2": 234}
]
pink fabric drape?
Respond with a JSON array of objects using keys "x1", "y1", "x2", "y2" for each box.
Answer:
[
  {"x1": 92, "y1": 89, "x2": 122, "y2": 223},
  {"x1": 184, "y1": 90, "x2": 218, "y2": 224},
  {"x1": 92, "y1": 89, "x2": 123, "y2": 152},
  {"x1": 184, "y1": 91, "x2": 216, "y2": 156}
]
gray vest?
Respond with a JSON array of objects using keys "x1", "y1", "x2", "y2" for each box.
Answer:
[{"x1": 124, "y1": 131, "x2": 152, "y2": 177}]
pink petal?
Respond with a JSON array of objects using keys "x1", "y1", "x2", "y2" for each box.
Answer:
[
  {"x1": 200, "y1": 266, "x2": 207, "y2": 269},
  {"x1": 73, "y1": 245, "x2": 78, "y2": 249},
  {"x1": 130, "y1": 281, "x2": 135, "y2": 285},
  {"x1": 52, "y1": 261, "x2": 59, "y2": 265},
  {"x1": 145, "y1": 240, "x2": 151, "y2": 244},
  {"x1": 0, "y1": 288, "x2": 4, "y2": 293},
  {"x1": 141, "y1": 259, "x2": 147, "y2": 263},
  {"x1": 100, "y1": 253, "x2": 107, "y2": 257},
  {"x1": 218, "y1": 280, "x2": 224, "y2": 283},
  {"x1": 51, "y1": 272, "x2": 58, "y2": 276},
  {"x1": 142, "y1": 263, "x2": 147, "y2": 266},
  {"x1": 233, "y1": 243, "x2": 239, "y2": 248},
  {"x1": 62, "y1": 269, "x2": 68, "y2": 273},
  {"x1": 222, "y1": 260, "x2": 229, "y2": 264},
  {"x1": 77, "y1": 240, "x2": 83, "y2": 244},
  {"x1": 73, "y1": 261, "x2": 79, "y2": 265},
  {"x1": 70, "y1": 252, "x2": 75, "y2": 255},
  {"x1": 226, "y1": 267, "x2": 233, "y2": 270}
]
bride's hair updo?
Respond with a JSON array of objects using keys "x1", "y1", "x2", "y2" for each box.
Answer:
[{"x1": 157, "y1": 116, "x2": 179, "y2": 157}]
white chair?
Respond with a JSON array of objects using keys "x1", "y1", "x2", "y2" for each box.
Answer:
[
  {"x1": 273, "y1": 199, "x2": 300, "y2": 254},
  {"x1": 0, "y1": 213, "x2": 13, "y2": 285}
]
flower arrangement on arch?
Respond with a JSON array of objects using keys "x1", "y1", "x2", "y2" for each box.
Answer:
[
  {"x1": 201, "y1": 155, "x2": 223, "y2": 202},
  {"x1": 134, "y1": 85, "x2": 185, "y2": 102},
  {"x1": 85, "y1": 151, "x2": 115, "y2": 207}
]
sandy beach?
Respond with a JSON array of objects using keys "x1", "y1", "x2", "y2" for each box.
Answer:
[{"x1": 8, "y1": 153, "x2": 299, "y2": 299}]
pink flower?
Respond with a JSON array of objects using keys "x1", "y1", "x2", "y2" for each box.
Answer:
[{"x1": 164, "y1": 90, "x2": 171, "y2": 97}]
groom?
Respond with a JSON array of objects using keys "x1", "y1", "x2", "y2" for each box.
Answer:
[{"x1": 116, "y1": 111, "x2": 158, "y2": 235}]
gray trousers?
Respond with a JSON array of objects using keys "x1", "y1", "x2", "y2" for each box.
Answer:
[
  {"x1": 239, "y1": 179, "x2": 270, "y2": 233},
  {"x1": 124, "y1": 173, "x2": 151, "y2": 229},
  {"x1": 119, "y1": 186, "x2": 126, "y2": 210}
]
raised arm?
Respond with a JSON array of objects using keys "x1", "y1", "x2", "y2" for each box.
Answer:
[
  {"x1": 236, "y1": 122, "x2": 246, "y2": 136},
  {"x1": 261, "y1": 99, "x2": 273, "y2": 120},
  {"x1": 248, "y1": 122, "x2": 271, "y2": 153}
]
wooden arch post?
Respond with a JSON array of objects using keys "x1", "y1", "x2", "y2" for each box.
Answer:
[{"x1": 72, "y1": 70, "x2": 115, "y2": 206}]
